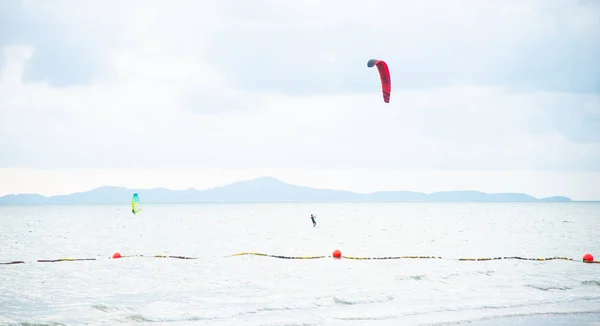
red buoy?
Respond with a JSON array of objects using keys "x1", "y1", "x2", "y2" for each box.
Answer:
[
  {"x1": 332, "y1": 249, "x2": 342, "y2": 259},
  {"x1": 583, "y1": 253, "x2": 594, "y2": 263},
  {"x1": 112, "y1": 252, "x2": 122, "y2": 259}
]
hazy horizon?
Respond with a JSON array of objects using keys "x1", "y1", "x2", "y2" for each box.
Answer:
[
  {"x1": 1, "y1": 1, "x2": 599, "y2": 200},
  {"x1": 0, "y1": 175, "x2": 581, "y2": 204},
  {"x1": 1, "y1": 169, "x2": 599, "y2": 201}
]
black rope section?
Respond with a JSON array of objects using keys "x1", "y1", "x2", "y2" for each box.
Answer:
[{"x1": 0, "y1": 261, "x2": 25, "y2": 265}]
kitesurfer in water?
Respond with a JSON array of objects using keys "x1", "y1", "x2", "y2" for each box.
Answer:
[{"x1": 310, "y1": 214, "x2": 316, "y2": 227}]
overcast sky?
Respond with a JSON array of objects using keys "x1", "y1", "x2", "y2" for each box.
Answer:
[{"x1": 0, "y1": 0, "x2": 599, "y2": 200}]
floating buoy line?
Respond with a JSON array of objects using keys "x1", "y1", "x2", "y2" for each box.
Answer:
[{"x1": 1, "y1": 251, "x2": 597, "y2": 265}]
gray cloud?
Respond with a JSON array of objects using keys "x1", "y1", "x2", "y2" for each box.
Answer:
[
  {"x1": 2, "y1": 1, "x2": 598, "y2": 93},
  {"x1": 206, "y1": 1, "x2": 600, "y2": 95},
  {"x1": 0, "y1": 1, "x2": 111, "y2": 87}
]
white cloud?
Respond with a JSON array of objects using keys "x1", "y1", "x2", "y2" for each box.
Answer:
[
  {"x1": 0, "y1": 0, "x2": 598, "y2": 198},
  {"x1": 1, "y1": 46, "x2": 599, "y2": 171}
]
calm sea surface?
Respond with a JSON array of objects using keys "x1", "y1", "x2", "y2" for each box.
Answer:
[{"x1": 1, "y1": 202, "x2": 599, "y2": 325}]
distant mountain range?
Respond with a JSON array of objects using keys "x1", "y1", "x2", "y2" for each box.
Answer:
[{"x1": 0, "y1": 176, "x2": 574, "y2": 205}]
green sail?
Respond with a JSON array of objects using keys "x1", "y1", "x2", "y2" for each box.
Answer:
[{"x1": 132, "y1": 193, "x2": 141, "y2": 215}]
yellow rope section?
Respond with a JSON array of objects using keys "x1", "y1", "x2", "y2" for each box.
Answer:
[
  {"x1": 342, "y1": 255, "x2": 442, "y2": 260},
  {"x1": 233, "y1": 252, "x2": 326, "y2": 259}
]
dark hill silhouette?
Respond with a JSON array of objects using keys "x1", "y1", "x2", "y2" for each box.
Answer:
[{"x1": 0, "y1": 176, "x2": 573, "y2": 205}]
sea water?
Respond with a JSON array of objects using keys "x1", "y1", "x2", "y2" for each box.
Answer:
[{"x1": 1, "y1": 202, "x2": 599, "y2": 325}]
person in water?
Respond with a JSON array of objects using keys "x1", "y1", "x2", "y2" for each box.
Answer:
[{"x1": 310, "y1": 214, "x2": 316, "y2": 227}]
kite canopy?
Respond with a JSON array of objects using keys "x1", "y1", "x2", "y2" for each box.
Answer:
[{"x1": 367, "y1": 59, "x2": 391, "y2": 103}]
